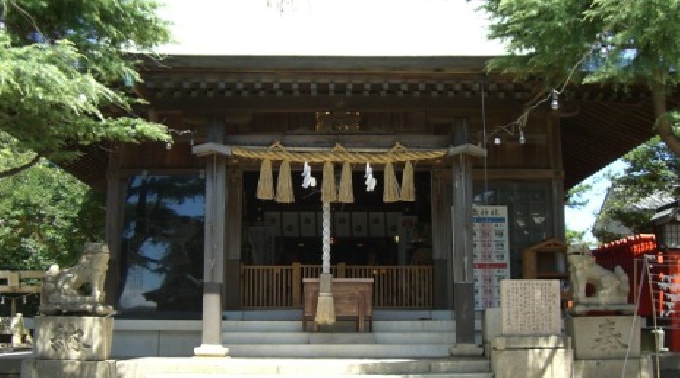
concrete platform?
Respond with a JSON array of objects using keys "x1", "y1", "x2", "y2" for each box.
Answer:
[
  {"x1": 4, "y1": 354, "x2": 493, "y2": 378},
  {"x1": 110, "y1": 317, "x2": 484, "y2": 359},
  {"x1": 0, "y1": 350, "x2": 30, "y2": 377}
]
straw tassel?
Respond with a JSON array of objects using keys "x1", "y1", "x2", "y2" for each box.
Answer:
[
  {"x1": 338, "y1": 161, "x2": 354, "y2": 203},
  {"x1": 256, "y1": 159, "x2": 274, "y2": 200},
  {"x1": 383, "y1": 161, "x2": 400, "y2": 203},
  {"x1": 400, "y1": 160, "x2": 415, "y2": 201},
  {"x1": 321, "y1": 161, "x2": 337, "y2": 203},
  {"x1": 275, "y1": 160, "x2": 294, "y2": 203}
]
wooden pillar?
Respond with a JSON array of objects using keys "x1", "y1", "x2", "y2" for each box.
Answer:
[
  {"x1": 451, "y1": 153, "x2": 475, "y2": 343},
  {"x1": 224, "y1": 169, "x2": 243, "y2": 310},
  {"x1": 104, "y1": 148, "x2": 125, "y2": 307},
  {"x1": 547, "y1": 113, "x2": 566, "y2": 240},
  {"x1": 448, "y1": 141, "x2": 486, "y2": 356},
  {"x1": 430, "y1": 169, "x2": 452, "y2": 309},
  {"x1": 193, "y1": 119, "x2": 229, "y2": 357}
]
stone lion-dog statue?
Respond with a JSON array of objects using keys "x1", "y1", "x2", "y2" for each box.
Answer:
[
  {"x1": 567, "y1": 245, "x2": 629, "y2": 304},
  {"x1": 43, "y1": 243, "x2": 110, "y2": 306}
]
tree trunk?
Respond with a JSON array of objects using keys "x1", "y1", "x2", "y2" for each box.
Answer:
[{"x1": 653, "y1": 83, "x2": 680, "y2": 155}]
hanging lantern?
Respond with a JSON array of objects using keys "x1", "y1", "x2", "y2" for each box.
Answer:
[{"x1": 551, "y1": 89, "x2": 559, "y2": 110}]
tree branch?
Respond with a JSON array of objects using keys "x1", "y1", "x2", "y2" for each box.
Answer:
[
  {"x1": 0, "y1": 154, "x2": 41, "y2": 178},
  {"x1": 653, "y1": 83, "x2": 680, "y2": 156}
]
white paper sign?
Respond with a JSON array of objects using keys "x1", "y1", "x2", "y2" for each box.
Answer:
[{"x1": 472, "y1": 205, "x2": 510, "y2": 310}]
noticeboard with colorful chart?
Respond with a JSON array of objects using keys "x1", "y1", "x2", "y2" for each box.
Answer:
[{"x1": 472, "y1": 205, "x2": 510, "y2": 310}]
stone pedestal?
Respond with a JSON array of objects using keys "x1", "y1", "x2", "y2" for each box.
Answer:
[
  {"x1": 482, "y1": 308, "x2": 502, "y2": 356},
  {"x1": 566, "y1": 315, "x2": 640, "y2": 360},
  {"x1": 491, "y1": 280, "x2": 571, "y2": 378},
  {"x1": 21, "y1": 359, "x2": 116, "y2": 378},
  {"x1": 573, "y1": 356, "x2": 653, "y2": 378},
  {"x1": 491, "y1": 335, "x2": 573, "y2": 378},
  {"x1": 566, "y1": 315, "x2": 651, "y2": 378},
  {"x1": 34, "y1": 316, "x2": 113, "y2": 360}
]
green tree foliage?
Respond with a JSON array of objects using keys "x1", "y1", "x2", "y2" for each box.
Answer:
[
  {"x1": 565, "y1": 228, "x2": 587, "y2": 245},
  {"x1": 566, "y1": 182, "x2": 593, "y2": 209},
  {"x1": 593, "y1": 136, "x2": 676, "y2": 241},
  {"x1": 0, "y1": 138, "x2": 104, "y2": 269},
  {"x1": 479, "y1": 0, "x2": 680, "y2": 154},
  {"x1": 0, "y1": 0, "x2": 172, "y2": 178}
]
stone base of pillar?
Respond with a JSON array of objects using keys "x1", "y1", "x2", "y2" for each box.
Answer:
[
  {"x1": 315, "y1": 273, "x2": 336, "y2": 325},
  {"x1": 193, "y1": 344, "x2": 230, "y2": 358},
  {"x1": 449, "y1": 343, "x2": 483, "y2": 356}
]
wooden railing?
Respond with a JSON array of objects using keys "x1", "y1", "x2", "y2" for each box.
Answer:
[
  {"x1": 240, "y1": 264, "x2": 432, "y2": 309},
  {"x1": 0, "y1": 270, "x2": 45, "y2": 317},
  {"x1": 240, "y1": 266, "x2": 294, "y2": 308}
]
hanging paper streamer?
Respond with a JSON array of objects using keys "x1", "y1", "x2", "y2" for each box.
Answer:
[
  {"x1": 400, "y1": 160, "x2": 415, "y2": 201},
  {"x1": 664, "y1": 292, "x2": 680, "y2": 302},
  {"x1": 275, "y1": 160, "x2": 294, "y2": 203},
  {"x1": 365, "y1": 163, "x2": 377, "y2": 191},
  {"x1": 256, "y1": 159, "x2": 274, "y2": 200},
  {"x1": 321, "y1": 161, "x2": 337, "y2": 203},
  {"x1": 301, "y1": 161, "x2": 316, "y2": 188},
  {"x1": 658, "y1": 282, "x2": 680, "y2": 291},
  {"x1": 383, "y1": 161, "x2": 400, "y2": 203},
  {"x1": 338, "y1": 161, "x2": 354, "y2": 203}
]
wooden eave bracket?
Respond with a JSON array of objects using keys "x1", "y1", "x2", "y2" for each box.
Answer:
[
  {"x1": 447, "y1": 143, "x2": 487, "y2": 158},
  {"x1": 192, "y1": 142, "x2": 232, "y2": 157}
]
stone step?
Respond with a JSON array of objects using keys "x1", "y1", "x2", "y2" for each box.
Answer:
[
  {"x1": 223, "y1": 332, "x2": 379, "y2": 344},
  {"x1": 221, "y1": 320, "x2": 472, "y2": 333},
  {"x1": 222, "y1": 320, "x2": 302, "y2": 332},
  {"x1": 373, "y1": 320, "x2": 457, "y2": 332},
  {"x1": 145, "y1": 374, "x2": 492, "y2": 378},
  {"x1": 224, "y1": 332, "x2": 311, "y2": 344},
  {"x1": 225, "y1": 344, "x2": 454, "y2": 358},
  {"x1": 222, "y1": 331, "x2": 456, "y2": 345},
  {"x1": 115, "y1": 358, "x2": 491, "y2": 377},
  {"x1": 223, "y1": 310, "x2": 464, "y2": 322},
  {"x1": 375, "y1": 332, "x2": 455, "y2": 344}
]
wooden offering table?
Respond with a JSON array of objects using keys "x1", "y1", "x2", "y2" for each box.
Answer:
[{"x1": 303, "y1": 278, "x2": 374, "y2": 332}]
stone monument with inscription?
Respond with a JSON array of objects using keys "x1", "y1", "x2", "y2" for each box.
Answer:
[
  {"x1": 22, "y1": 243, "x2": 116, "y2": 378},
  {"x1": 491, "y1": 279, "x2": 573, "y2": 378},
  {"x1": 565, "y1": 246, "x2": 652, "y2": 378}
]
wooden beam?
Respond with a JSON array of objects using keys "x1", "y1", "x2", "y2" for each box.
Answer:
[
  {"x1": 146, "y1": 96, "x2": 527, "y2": 114},
  {"x1": 472, "y1": 169, "x2": 563, "y2": 180},
  {"x1": 138, "y1": 55, "x2": 493, "y2": 73},
  {"x1": 447, "y1": 144, "x2": 487, "y2": 158},
  {"x1": 192, "y1": 142, "x2": 232, "y2": 157}
]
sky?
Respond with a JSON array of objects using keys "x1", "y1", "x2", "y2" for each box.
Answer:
[
  {"x1": 156, "y1": 0, "x2": 506, "y2": 56},
  {"x1": 155, "y1": 0, "x2": 624, "y2": 242},
  {"x1": 564, "y1": 160, "x2": 627, "y2": 242}
]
